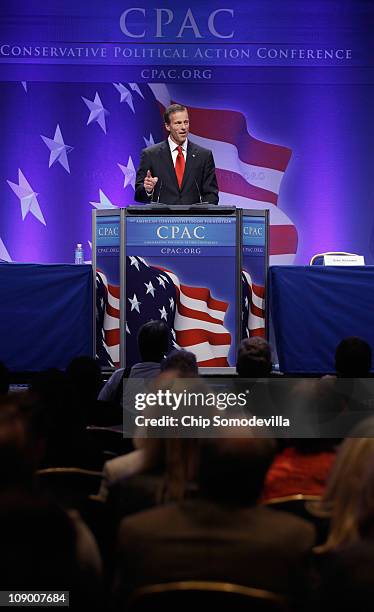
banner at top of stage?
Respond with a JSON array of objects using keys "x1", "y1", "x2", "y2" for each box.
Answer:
[
  {"x1": 0, "y1": 1, "x2": 372, "y2": 46},
  {"x1": 0, "y1": 0, "x2": 372, "y2": 81}
]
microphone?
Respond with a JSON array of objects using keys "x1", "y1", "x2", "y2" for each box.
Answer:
[
  {"x1": 156, "y1": 179, "x2": 163, "y2": 204},
  {"x1": 195, "y1": 180, "x2": 209, "y2": 205},
  {"x1": 195, "y1": 179, "x2": 202, "y2": 204}
]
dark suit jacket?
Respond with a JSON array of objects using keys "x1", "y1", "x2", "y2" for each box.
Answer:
[
  {"x1": 115, "y1": 498, "x2": 315, "y2": 601},
  {"x1": 135, "y1": 140, "x2": 219, "y2": 205}
]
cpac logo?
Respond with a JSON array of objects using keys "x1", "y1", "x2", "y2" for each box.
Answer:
[
  {"x1": 119, "y1": 8, "x2": 234, "y2": 39},
  {"x1": 98, "y1": 227, "x2": 119, "y2": 236},
  {"x1": 156, "y1": 225, "x2": 205, "y2": 240},
  {"x1": 244, "y1": 226, "x2": 263, "y2": 237}
]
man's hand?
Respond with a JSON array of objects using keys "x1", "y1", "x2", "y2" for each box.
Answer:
[{"x1": 144, "y1": 170, "x2": 158, "y2": 193}]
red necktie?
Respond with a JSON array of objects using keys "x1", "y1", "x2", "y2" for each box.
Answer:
[{"x1": 175, "y1": 145, "x2": 185, "y2": 189}]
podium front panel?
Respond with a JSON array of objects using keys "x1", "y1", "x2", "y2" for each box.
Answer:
[{"x1": 124, "y1": 212, "x2": 238, "y2": 368}]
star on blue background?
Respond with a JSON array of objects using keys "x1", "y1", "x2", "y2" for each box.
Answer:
[
  {"x1": 41, "y1": 124, "x2": 73, "y2": 173},
  {"x1": 7, "y1": 169, "x2": 46, "y2": 225},
  {"x1": 82, "y1": 92, "x2": 109, "y2": 133}
]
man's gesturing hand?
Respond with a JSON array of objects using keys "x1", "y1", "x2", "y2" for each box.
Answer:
[{"x1": 144, "y1": 170, "x2": 158, "y2": 193}]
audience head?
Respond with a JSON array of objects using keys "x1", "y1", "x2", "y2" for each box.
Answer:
[
  {"x1": 0, "y1": 396, "x2": 34, "y2": 491},
  {"x1": 199, "y1": 434, "x2": 276, "y2": 505},
  {"x1": 161, "y1": 349, "x2": 198, "y2": 377},
  {"x1": 138, "y1": 320, "x2": 169, "y2": 363},
  {"x1": 0, "y1": 361, "x2": 10, "y2": 395},
  {"x1": 66, "y1": 356, "x2": 103, "y2": 403},
  {"x1": 314, "y1": 417, "x2": 374, "y2": 553},
  {"x1": 236, "y1": 337, "x2": 272, "y2": 377},
  {"x1": 335, "y1": 337, "x2": 372, "y2": 377}
]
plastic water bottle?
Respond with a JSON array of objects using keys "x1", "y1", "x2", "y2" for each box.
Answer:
[{"x1": 74, "y1": 243, "x2": 84, "y2": 264}]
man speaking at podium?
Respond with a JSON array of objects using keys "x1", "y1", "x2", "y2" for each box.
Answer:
[{"x1": 135, "y1": 104, "x2": 219, "y2": 205}]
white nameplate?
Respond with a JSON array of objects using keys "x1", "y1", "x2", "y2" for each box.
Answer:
[{"x1": 324, "y1": 254, "x2": 365, "y2": 266}]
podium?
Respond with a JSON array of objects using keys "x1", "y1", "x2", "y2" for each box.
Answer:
[{"x1": 93, "y1": 205, "x2": 268, "y2": 370}]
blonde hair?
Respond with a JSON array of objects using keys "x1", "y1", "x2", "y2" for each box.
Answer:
[{"x1": 314, "y1": 422, "x2": 374, "y2": 553}]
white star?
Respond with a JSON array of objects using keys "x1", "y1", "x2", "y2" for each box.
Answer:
[
  {"x1": 7, "y1": 169, "x2": 46, "y2": 225},
  {"x1": 245, "y1": 296, "x2": 249, "y2": 308},
  {"x1": 21, "y1": 81, "x2": 27, "y2": 92},
  {"x1": 41, "y1": 124, "x2": 73, "y2": 173},
  {"x1": 126, "y1": 322, "x2": 130, "y2": 334},
  {"x1": 160, "y1": 274, "x2": 169, "y2": 283},
  {"x1": 172, "y1": 340, "x2": 180, "y2": 349},
  {"x1": 138, "y1": 257, "x2": 149, "y2": 267},
  {"x1": 100, "y1": 297, "x2": 104, "y2": 309},
  {"x1": 145, "y1": 281, "x2": 155, "y2": 297},
  {"x1": 90, "y1": 189, "x2": 116, "y2": 209},
  {"x1": 118, "y1": 156, "x2": 136, "y2": 190},
  {"x1": 159, "y1": 306, "x2": 168, "y2": 321},
  {"x1": 129, "y1": 256, "x2": 140, "y2": 270},
  {"x1": 171, "y1": 329, "x2": 176, "y2": 339},
  {"x1": 143, "y1": 133, "x2": 155, "y2": 147},
  {"x1": 0, "y1": 237, "x2": 11, "y2": 262},
  {"x1": 246, "y1": 327, "x2": 250, "y2": 337},
  {"x1": 128, "y1": 83, "x2": 144, "y2": 99},
  {"x1": 157, "y1": 276, "x2": 166, "y2": 288},
  {"x1": 82, "y1": 92, "x2": 109, "y2": 133},
  {"x1": 128, "y1": 293, "x2": 141, "y2": 313},
  {"x1": 169, "y1": 297, "x2": 175, "y2": 309},
  {"x1": 113, "y1": 83, "x2": 135, "y2": 112}
]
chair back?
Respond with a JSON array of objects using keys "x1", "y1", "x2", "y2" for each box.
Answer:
[
  {"x1": 127, "y1": 581, "x2": 290, "y2": 612},
  {"x1": 35, "y1": 467, "x2": 103, "y2": 509},
  {"x1": 262, "y1": 494, "x2": 329, "y2": 544}
]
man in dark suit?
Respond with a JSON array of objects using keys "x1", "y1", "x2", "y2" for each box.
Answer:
[
  {"x1": 135, "y1": 104, "x2": 219, "y2": 205},
  {"x1": 114, "y1": 435, "x2": 315, "y2": 604}
]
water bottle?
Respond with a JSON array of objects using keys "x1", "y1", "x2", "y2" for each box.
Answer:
[{"x1": 74, "y1": 243, "x2": 84, "y2": 265}]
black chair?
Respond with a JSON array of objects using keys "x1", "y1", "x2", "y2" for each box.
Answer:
[
  {"x1": 126, "y1": 581, "x2": 291, "y2": 612},
  {"x1": 262, "y1": 494, "x2": 329, "y2": 544}
]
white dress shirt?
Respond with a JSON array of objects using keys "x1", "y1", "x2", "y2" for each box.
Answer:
[{"x1": 168, "y1": 136, "x2": 188, "y2": 165}]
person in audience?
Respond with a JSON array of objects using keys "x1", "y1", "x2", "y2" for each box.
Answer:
[
  {"x1": 313, "y1": 539, "x2": 374, "y2": 612},
  {"x1": 66, "y1": 355, "x2": 117, "y2": 426},
  {"x1": 335, "y1": 336, "x2": 372, "y2": 377},
  {"x1": 262, "y1": 438, "x2": 338, "y2": 502},
  {"x1": 312, "y1": 450, "x2": 374, "y2": 612},
  {"x1": 98, "y1": 320, "x2": 169, "y2": 409},
  {"x1": 160, "y1": 349, "x2": 199, "y2": 377},
  {"x1": 0, "y1": 395, "x2": 103, "y2": 605},
  {"x1": 236, "y1": 337, "x2": 272, "y2": 377},
  {"x1": 312, "y1": 417, "x2": 374, "y2": 553},
  {"x1": 28, "y1": 369, "x2": 103, "y2": 469},
  {"x1": 0, "y1": 490, "x2": 103, "y2": 611},
  {"x1": 114, "y1": 434, "x2": 315, "y2": 604}
]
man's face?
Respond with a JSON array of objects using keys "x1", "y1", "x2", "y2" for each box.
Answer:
[{"x1": 165, "y1": 109, "x2": 189, "y2": 145}]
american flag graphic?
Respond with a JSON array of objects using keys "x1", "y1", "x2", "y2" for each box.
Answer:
[
  {"x1": 149, "y1": 84, "x2": 297, "y2": 265},
  {"x1": 161, "y1": 266, "x2": 231, "y2": 367},
  {"x1": 96, "y1": 270, "x2": 120, "y2": 367},
  {"x1": 242, "y1": 270, "x2": 265, "y2": 339},
  {"x1": 96, "y1": 256, "x2": 232, "y2": 368}
]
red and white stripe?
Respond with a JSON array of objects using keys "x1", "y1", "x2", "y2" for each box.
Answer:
[
  {"x1": 162, "y1": 267, "x2": 231, "y2": 367},
  {"x1": 149, "y1": 84, "x2": 298, "y2": 265},
  {"x1": 97, "y1": 270, "x2": 120, "y2": 365},
  {"x1": 242, "y1": 270, "x2": 265, "y2": 337}
]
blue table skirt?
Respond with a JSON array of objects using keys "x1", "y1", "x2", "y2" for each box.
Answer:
[
  {"x1": 0, "y1": 263, "x2": 93, "y2": 371},
  {"x1": 269, "y1": 266, "x2": 374, "y2": 374}
]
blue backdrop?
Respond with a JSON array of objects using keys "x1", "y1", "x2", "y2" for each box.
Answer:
[{"x1": 0, "y1": 0, "x2": 373, "y2": 267}]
